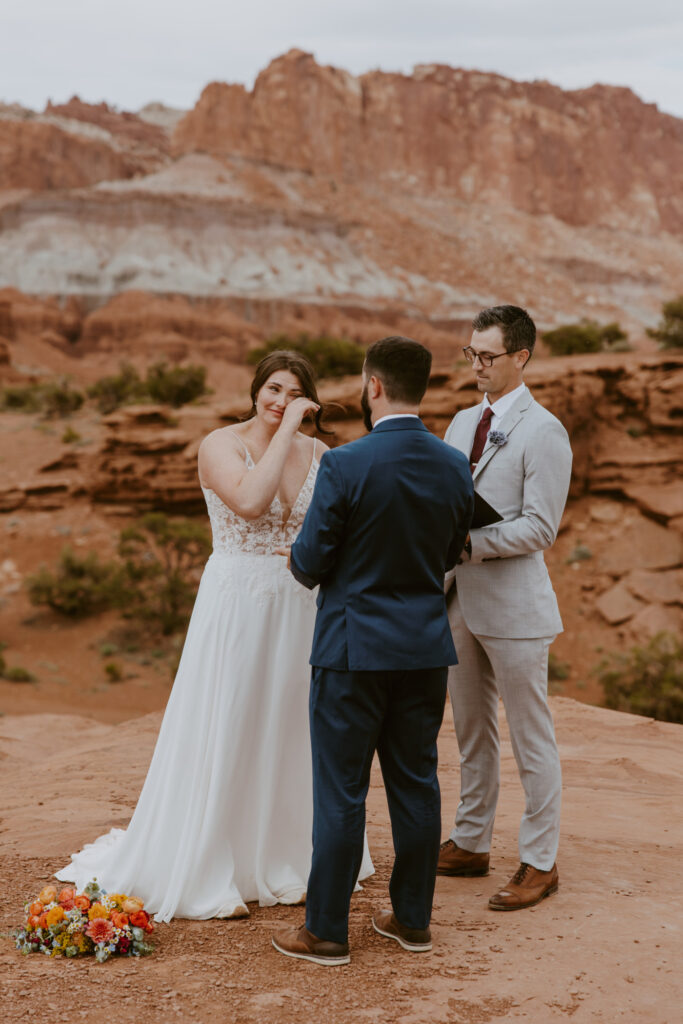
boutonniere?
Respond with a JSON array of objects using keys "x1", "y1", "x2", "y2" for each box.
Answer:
[{"x1": 488, "y1": 430, "x2": 508, "y2": 447}]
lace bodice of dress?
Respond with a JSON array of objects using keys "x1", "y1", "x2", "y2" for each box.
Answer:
[{"x1": 202, "y1": 446, "x2": 319, "y2": 557}]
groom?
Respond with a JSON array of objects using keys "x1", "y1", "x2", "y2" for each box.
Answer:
[{"x1": 272, "y1": 336, "x2": 474, "y2": 966}]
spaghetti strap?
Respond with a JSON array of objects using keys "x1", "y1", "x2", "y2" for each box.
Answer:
[
  {"x1": 230, "y1": 430, "x2": 253, "y2": 463},
  {"x1": 312, "y1": 437, "x2": 317, "y2": 461}
]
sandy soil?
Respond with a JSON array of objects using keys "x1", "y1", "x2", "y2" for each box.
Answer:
[{"x1": 1, "y1": 698, "x2": 681, "y2": 1024}]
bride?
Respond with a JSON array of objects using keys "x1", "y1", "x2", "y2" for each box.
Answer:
[{"x1": 57, "y1": 350, "x2": 373, "y2": 921}]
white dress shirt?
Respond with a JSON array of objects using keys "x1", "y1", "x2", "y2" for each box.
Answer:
[
  {"x1": 373, "y1": 413, "x2": 420, "y2": 427},
  {"x1": 478, "y1": 383, "x2": 527, "y2": 429}
]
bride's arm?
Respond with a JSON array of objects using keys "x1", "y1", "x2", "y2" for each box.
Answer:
[{"x1": 198, "y1": 398, "x2": 319, "y2": 519}]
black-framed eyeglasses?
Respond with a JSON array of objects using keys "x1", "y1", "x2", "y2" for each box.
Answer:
[{"x1": 462, "y1": 347, "x2": 511, "y2": 369}]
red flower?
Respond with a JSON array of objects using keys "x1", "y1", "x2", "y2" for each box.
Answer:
[{"x1": 129, "y1": 910, "x2": 150, "y2": 929}]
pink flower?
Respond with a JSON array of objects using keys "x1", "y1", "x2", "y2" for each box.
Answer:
[{"x1": 86, "y1": 918, "x2": 115, "y2": 944}]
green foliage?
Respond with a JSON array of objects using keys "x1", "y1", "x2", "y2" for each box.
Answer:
[
  {"x1": 646, "y1": 296, "x2": 683, "y2": 350},
  {"x1": 3, "y1": 665, "x2": 36, "y2": 682},
  {"x1": 1, "y1": 379, "x2": 84, "y2": 417},
  {"x1": 26, "y1": 547, "x2": 125, "y2": 617},
  {"x1": 62, "y1": 426, "x2": 81, "y2": 444},
  {"x1": 145, "y1": 362, "x2": 208, "y2": 407},
  {"x1": 104, "y1": 661, "x2": 124, "y2": 682},
  {"x1": 248, "y1": 333, "x2": 365, "y2": 378},
  {"x1": 88, "y1": 361, "x2": 209, "y2": 413},
  {"x1": 566, "y1": 543, "x2": 593, "y2": 563},
  {"x1": 118, "y1": 513, "x2": 212, "y2": 635},
  {"x1": 542, "y1": 320, "x2": 629, "y2": 356},
  {"x1": 87, "y1": 363, "x2": 146, "y2": 414},
  {"x1": 597, "y1": 632, "x2": 683, "y2": 724},
  {"x1": 548, "y1": 653, "x2": 571, "y2": 681}
]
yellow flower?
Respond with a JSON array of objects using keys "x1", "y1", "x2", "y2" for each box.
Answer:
[
  {"x1": 88, "y1": 903, "x2": 109, "y2": 921},
  {"x1": 46, "y1": 906, "x2": 65, "y2": 926},
  {"x1": 106, "y1": 893, "x2": 126, "y2": 909}
]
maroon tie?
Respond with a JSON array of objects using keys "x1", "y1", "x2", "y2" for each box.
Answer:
[{"x1": 470, "y1": 407, "x2": 493, "y2": 472}]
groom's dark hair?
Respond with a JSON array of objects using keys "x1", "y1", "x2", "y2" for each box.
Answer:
[
  {"x1": 364, "y1": 336, "x2": 432, "y2": 404},
  {"x1": 472, "y1": 305, "x2": 536, "y2": 357}
]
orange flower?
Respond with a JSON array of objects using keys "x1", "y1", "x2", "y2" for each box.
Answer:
[
  {"x1": 129, "y1": 909, "x2": 149, "y2": 929},
  {"x1": 111, "y1": 912, "x2": 129, "y2": 929},
  {"x1": 88, "y1": 903, "x2": 109, "y2": 921},
  {"x1": 46, "y1": 906, "x2": 65, "y2": 926},
  {"x1": 38, "y1": 913, "x2": 48, "y2": 929},
  {"x1": 58, "y1": 887, "x2": 75, "y2": 905},
  {"x1": 29, "y1": 901, "x2": 44, "y2": 917},
  {"x1": 73, "y1": 894, "x2": 91, "y2": 912},
  {"x1": 27, "y1": 915, "x2": 41, "y2": 929},
  {"x1": 86, "y1": 918, "x2": 114, "y2": 944},
  {"x1": 39, "y1": 886, "x2": 57, "y2": 905},
  {"x1": 121, "y1": 897, "x2": 144, "y2": 915}
]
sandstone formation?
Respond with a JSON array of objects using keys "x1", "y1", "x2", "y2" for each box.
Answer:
[
  {"x1": 175, "y1": 50, "x2": 683, "y2": 236},
  {"x1": 1, "y1": 53, "x2": 683, "y2": 333}
]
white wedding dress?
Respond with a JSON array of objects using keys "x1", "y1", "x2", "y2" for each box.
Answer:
[{"x1": 57, "y1": 439, "x2": 373, "y2": 921}]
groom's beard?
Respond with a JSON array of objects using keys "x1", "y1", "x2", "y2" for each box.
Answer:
[{"x1": 361, "y1": 385, "x2": 373, "y2": 432}]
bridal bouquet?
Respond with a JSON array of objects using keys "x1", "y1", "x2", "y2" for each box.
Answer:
[{"x1": 14, "y1": 880, "x2": 155, "y2": 962}]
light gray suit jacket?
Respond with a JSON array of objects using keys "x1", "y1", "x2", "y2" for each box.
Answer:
[{"x1": 444, "y1": 387, "x2": 572, "y2": 639}]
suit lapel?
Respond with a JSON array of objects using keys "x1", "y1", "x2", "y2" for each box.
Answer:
[
  {"x1": 450, "y1": 406, "x2": 481, "y2": 456},
  {"x1": 472, "y1": 392, "x2": 534, "y2": 482}
]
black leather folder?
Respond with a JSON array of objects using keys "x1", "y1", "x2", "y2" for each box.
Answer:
[{"x1": 471, "y1": 491, "x2": 503, "y2": 529}]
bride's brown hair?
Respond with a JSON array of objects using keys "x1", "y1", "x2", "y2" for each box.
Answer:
[{"x1": 246, "y1": 350, "x2": 333, "y2": 435}]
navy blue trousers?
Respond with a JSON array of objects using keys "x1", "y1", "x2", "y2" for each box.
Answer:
[{"x1": 305, "y1": 665, "x2": 448, "y2": 944}]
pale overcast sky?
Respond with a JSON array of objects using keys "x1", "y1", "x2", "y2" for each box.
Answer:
[{"x1": 1, "y1": 0, "x2": 682, "y2": 119}]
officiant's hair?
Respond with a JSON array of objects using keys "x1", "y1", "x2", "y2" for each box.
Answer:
[
  {"x1": 473, "y1": 305, "x2": 536, "y2": 357},
  {"x1": 247, "y1": 350, "x2": 332, "y2": 434},
  {"x1": 364, "y1": 336, "x2": 432, "y2": 404}
]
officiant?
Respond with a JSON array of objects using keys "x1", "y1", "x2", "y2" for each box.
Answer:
[{"x1": 439, "y1": 304, "x2": 572, "y2": 912}]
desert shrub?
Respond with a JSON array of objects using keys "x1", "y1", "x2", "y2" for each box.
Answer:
[
  {"x1": 542, "y1": 320, "x2": 629, "y2": 356},
  {"x1": 62, "y1": 426, "x2": 81, "y2": 444},
  {"x1": 144, "y1": 362, "x2": 208, "y2": 407},
  {"x1": 597, "y1": 632, "x2": 683, "y2": 724},
  {"x1": 104, "y1": 661, "x2": 124, "y2": 682},
  {"x1": 566, "y1": 543, "x2": 593, "y2": 563},
  {"x1": 118, "y1": 513, "x2": 212, "y2": 635},
  {"x1": 87, "y1": 362, "x2": 146, "y2": 414},
  {"x1": 3, "y1": 665, "x2": 36, "y2": 682},
  {"x1": 1, "y1": 384, "x2": 44, "y2": 413},
  {"x1": 646, "y1": 296, "x2": 683, "y2": 350},
  {"x1": 248, "y1": 333, "x2": 365, "y2": 378},
  {"x1": 41, "y1": 380, "x2": 84, "y2": 418},
  {"x1": 26, "y1": 547, "x2": 126, "y2": 617},
  {"x1": 88, "y1": 361, "x2": 208, "y2": 412},
  {"x1": 0, "y1": 380, "x2": 84, "y2": 417},
  {"x1": 548, "y1": 653, "x2": 570, "y2": 681}
]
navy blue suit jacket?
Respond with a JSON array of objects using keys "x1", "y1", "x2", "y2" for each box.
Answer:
[{"x1": 290, "y1": 417, "x2": 474, "y2": 671}]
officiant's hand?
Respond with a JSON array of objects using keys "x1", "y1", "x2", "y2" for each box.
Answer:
[{"x1": 275, "y1": 546, "x2": 291, "y2": 569}]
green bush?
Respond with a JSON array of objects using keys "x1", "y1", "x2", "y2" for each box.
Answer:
[
  {"x1": 548, "y1": 653, "x2": 570, "y2": 681},
  {"x1": 4, "y1": 665, "x2": 36, "y2": 682},
  {"x1": 87, "y1": 362, "x2": 146, "y2": 414},
  {"x1": 597, "y1": 632, "x2": 683, "y2": 724},
  {"x1": 87, "y1": 361, "x2": 209, "y2": 412},
  {"x1": 248, "y1": 333, "x2": 365, "y2": 378},
  {"x1": 542, "y1": 320, "x2": 629, "y2": 356},
  {"x1": 118, "y1": 513, "x2": 212, "y2": 635},
  {"x1": 646, "y1": 296, "x2": 683, "y2": 350},
  {"x1": 566, "y1": 543, "x2": 593, "y2": 563},
  {"x1": 1, "y1": 379, "x2": 84, "y2": 417},
  {"x1": 104, "y1": 661, "x2": 124, "y2": 682},
  {"x1": 26, "y1": 547, "x2": 125, "y2": 617},
  {"x1": 145, "y1": 362, "x2": 208, "y2": 407}
]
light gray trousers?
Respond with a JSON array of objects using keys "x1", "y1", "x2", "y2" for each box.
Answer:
[{"x1": 447, "y1": 592, "x2": 561, "y2": 871}]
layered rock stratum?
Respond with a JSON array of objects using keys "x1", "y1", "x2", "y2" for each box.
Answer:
[{"x1": 1, "y1": 50, "x2": 683, "y2": 336}]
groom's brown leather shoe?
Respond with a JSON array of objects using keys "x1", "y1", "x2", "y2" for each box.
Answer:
[
  {"x1": 488, "y1": 862, "x2": 559, "y2": 911},
  {"x1": 271, "y1": 925, "x2": 350, "y2": 966},
  {"x1": 372, "y1": 911, "x2": 432, "y2": 952},
  {"x1": 436, "y1": 839, "x2": 490, "y2": 877}
]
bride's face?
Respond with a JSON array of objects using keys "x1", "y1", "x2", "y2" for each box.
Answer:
[{"x1": 255, "y1": 370, "x2": 305, "y2": 427}]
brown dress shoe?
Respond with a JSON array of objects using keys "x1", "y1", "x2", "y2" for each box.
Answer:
[
  {"x1": 372, "y1": 911, "x2": 432, "y2": 952},
  {"x1": 488, "y1": 862, "x2": 559, "y2": 911},
  {"x1": 271, "y1": 924, "x2": 350, "y2": 966},
  {"x1": 436, "y1": 839, "x2": 490, "y2": 877}
]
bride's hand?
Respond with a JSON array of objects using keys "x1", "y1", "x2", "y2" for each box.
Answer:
[{"x1": 279, "y1": 397, "x2": 320, "y2": 436}]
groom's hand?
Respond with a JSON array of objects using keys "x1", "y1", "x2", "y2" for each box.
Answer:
[{"x1": 275, "y1": 546, "x2": 291, "y2": 569}]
